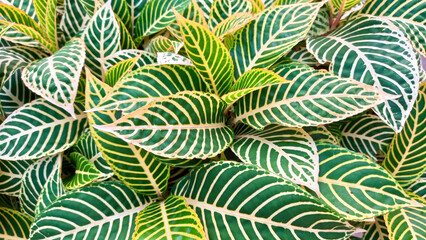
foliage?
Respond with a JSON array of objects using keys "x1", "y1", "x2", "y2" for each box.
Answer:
[{"x1": 0, "y1": 0, "x2": 425, "y2": 239}]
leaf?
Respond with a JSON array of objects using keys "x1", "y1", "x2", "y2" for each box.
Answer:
[
  {"x1": 284, "y1": 47, "x2": 320, "y2": 67},
  {"x1": 95, "y1": 91, "x2": 234, "y2": 160},
  {"x1": 230, "y1": 2, "x2": 321, "y2": 78},
  {"x1": 212, "y1": 12, "x2": 254, "y2": 40},
  {"x1": 307, "y1": 16, "x2": 420, "y2": 132},
  {"x1": 0, "y1": 159, "x2": 34, "y2": 196},
  {"x1": 0, "y1": 3, "x2": 43, "y2": 34},
  {"x1": 22, "y1": 38, "x2": 85, "y2": 116},
  {"x1": 86, "y1": 70, "x2": 170, "y2": 196},
  {"x1": 207, "y1": 0, "x2": 252, "y2": 29},
  {"x1": 30, "y1": 182, "x2": 152, "y2": 239},
  {"x1": 362, "y1": 216, "x2": 389, "y2": 240},
  {"x1": 104, "y1": 56, "x2": 138, "y2": 87},
  {"x1": 328, "y1": 0, "x2": 362, "y2": 14},
  {"x1": 233, "y1": 67, "x2": 394, "y2": 130},
  {"x1": 195, "y1": 0, "x2": 213, "y2": 19},
  {"x1": 357, "y1": 0, "x2": 426, "y2": 57},
  {"x1": 104, "y1": 49, "x2": 155, "y2": 70},
  {"x1": 83, "y1": 2, "x2": 121, "y2": 81},
  {"x1": 0, "y1": 68, "x2": 37, "y2": 116},
  {"x1": 64, "y1": 152, "x2": 102, "y2": 190},
  {"x1": 407, "y1": 177, "x2": 426, "y2": 199},
  {"x1": 93, "y1": 64, "x2": 209, "y2": 114},
  {"x1": 0, "y1": 99, "x2": 87, "y2": 160},
  {"x1": 0, "y1": 207, "x2": 32, "y2": 239},
  {"x1": 307, "y1": 6, "x2": 329, "y2": 38},
  {"x1": 340, "y1": 114, "x2": 394, "y2": 160},
  {"x1": 134, "y1": 0, "x2": 191, "y2": 39},
  {"x1": 19, "y1": 154, "x2": 64, "y2": 217},
  {"x1": 274, "y1": 0, "x2": 313, "y2": 5},
  {"x1": 157, "y1": 52, "x2": 193, "y2": 66},
  {"x1": 176, "y1": 12, "x2": 234, "y2": 96},
  {"x1": 172, "y1": 161, "x2": 355, "y2": 239},
  {"x1": 231, "y1": 124, "x2": 319, "y2": 193},
  {"x1": 382, "y1": 89, "x2": 426, "y2": 187},
  {"x1": 316, "y1": 143, "x2": 419, "y2": 221},
  {"x1": 117, "y1": 15, "x2": 136, "y2": 49},
  {"x1": 145, "y1": 36, "x2": 180, "y2": 55},
  {"x1": 304, "y1": 126, "x2": 340, "y2": 145},
  {"x1": 0, "y1": 0, "x2": 37, "y2": 20},
  {"x1": 126, "y1": 0, "x2": 149, "y2": 36},
  {"x1": 133, "y1": 195, "x2": 205, "y2": 240},
  {"x1": 111, "y1": 0, "x2": 131, "y2": 30},
  {"x1": 59, "y1": 0, "x2": 90, "y2": 42},
  {"x1": 33, "y1": 0, "x2": 58, "y2": 49}
]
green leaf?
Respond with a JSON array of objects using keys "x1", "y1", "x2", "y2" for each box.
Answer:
[
  {"x1": 104, "y1": 56, "x2": 138, "y2": 87},
  {"x1": 59, "y1": 0, "x2": 90, "y2": 42},
  {"x1": 212, "y1": 12, "x2": 254, "y2": 40},
  {"x1": 194, "y1": 0, "x2": 213, "y2": 20},
  {"x1": 356, "y1": 0, "x2": 426, "y2": 57},
  {"x1": 172, "y1": 161, "x2": 355, "y2": 239},
  {"x1": 307, "y1": 16, "x2": 420, "y2": 132},
  {"x1": 383, "y1": 89, "x2": 426, "y2": 187},
  {"x1": 83, "y1": 2, "x2": 121, "y2": 81},
  {"x1": 176, "y1": 12, "x2": 234, "y2": 96},
  {"x1": 0, "y1": 2, "x2": 43, "y2": 34},
  {"x1": 274, "y1": 0, "x2": 313, "y2": 5},
  {"x1": 407, "y1": 176, "x2": 426, "y2": 199},
  {"x1": 328, "y1": 0, "x2": 362, "y2": 14},
  {"x1": 86, "y1": 71, "x2": 170, "y2": 196},
  {"x1": 0, "y1": 159, "x2": 34, "y2": 196},
  {"x1": 307, "y1": 6, "x2": 329, "y2": 38},
  {"x1": 145, "y1": 36, "x2": 182, "y2": 55},
  {"x1": 20, "y1": 154, "x2": 64, "y2": 217},
  {"x1": 156, "y1": 52, "x2": 193, "y2": 66},
  {"x1": 95, "y1": 91, "x2": 234, "y2": 160},
  {"x1": 233, "y1": 67, "x2": 393, "y2": 130},
  {"x1": 231, "y1": 124, "x2": 319, "y2": 193},
  {"x1": 93, "y1": 64, "x2": 209, "y2": 114},
  {"x1": 111, "y1": 0, "x2": 131, "y2": 31},
  {"x1": 284, "y1": 47, "x2": 320, "y2": 67},
  {"x1": 0, "y1": 207, "x2": 32, "y2": 239},
  {"x1": 316, "y1": 143, "x2": 419, "y2": 221},
  {"x1": 30, "y1": 182, "x2": 152, "y2": 239},
  {"x1": 340, "y1": 114, "x2": 394, "y2": 160},
  {"x1": 207, "y1": 0, "x2": 252, "y2": 29},
  {"x1": 33, "y1": 0, "x2": 58, "y2": 50},
  {"x1": 133, "y1": 195, "x2": 205, "y2": 240},
  {"x1": 126, "y1": 0, "x2": 149, "y2": 36},
  {"x1": 135, "y1": 0, "x2": 191, "y2": 39},
  {"x1": 117, "y1": 15, "x2": 136, "y2": 49},
  {"x1": 64, "y1": 152, "x2": 102, "y2": 190},
  {"x1": 362, "y1": 216, "x2": 389, "y2": 240},
  {"x1": 0, "y1": 99, "x2": 87, "y2": 160},
  {"x1": 104, "y1": 49, "x2": 155, "y2": 69},
  {"x1": 304, "y1": 126, "x2": 340, "y2": 145},
  {"x1": 230, "y1": 2, "x2": 321, "y2": 78},
  {"x1": 1, "y1": 0, "x2": 37, "y2": 20},
  {"x1": 22, "y1": 38, "x2": 85, "y2": 116}
]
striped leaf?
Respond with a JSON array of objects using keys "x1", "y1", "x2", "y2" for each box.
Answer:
[
  {"x1": 133, "y1": 195, "x2": 205, "y2": 240},
  {"x1": 362, "y1": 216, "x2": 389, "y2": 240},
  {"x1": 0, "y1": 0, "x2": 37, "y2": 20},
  {"x1": 83, "y1": 2, "x2": 121, "y2": 81},
  {"x1": 117, "y1": 16, "x2": 136, "y2": 49},
  {"x1": 135, "y1": 0, "x2": 191, "y2": 39},
  {"x1": 0, "y1": 3, "x2": 42, "y2": 34},
  {"x1": 231, "y1": 124, "x2": 319, "y2": 193},
  {"x1": 78, "y1": 0, "x2": 103, "y2": 16},
  {"x1": 0, "y1": 194, "x2": 19, "y2": 209},
  {"x1": 30, "y1": 182, "x2": 152, "y2": 240},
  {"x1": 274, "y1": 0, "x2": 313, "y2": 5},
  {"x1": 19, "y1": 154, "x2": 63, "y2": 217},
  {"x1": 0, "y1": 159, "x2": 34, "y2": 196},
  {"x1": 307, "y1": 16, "x2": 420, "y2": 132},
  {"x1": 111, "y1": 0, "x2": 131, "y2": 30},
  {"x1": 317, "y1": 143, "x2": 418, "y2": 221},
  {"x1": 230, "y1": 2, "x2": 321, "y2": 78},
  {"x1": 33, "y1": 0, "x2": 58, "y2": 49},
  {"x1": 328, "y1": 0, "x2": 362, "y2": 15},
  {"x1": 95, "y1": 91, "x2": 234, "y2": 160},
  {"x1": 145, "y1": 36, "x2": 177, "y2": 54},
  {"x1": 0, "y1": 68, "x2": 37, "y2": 116},
  {"x1": 104, "y1": 56, "x2": 138, "y2": 87},
  {"x1": 307, "y1": 6, "x2": 329, "y2": 38},
  {"x1": 126, "y1": 0, "x2": 149, "y2": 36},
  {"x1": 172, "y1": 161, "x2": 355, "y2": 239},
  {"x1": 195, "y1": 0, "x2": 213, "y2": 19},
  {"x1": 104, "y1": 49, "x2": 155, "y2": 70},
  {"x1": 233, "y1": 67, "x2": 393, "y2": 130},
  {"x1": 304, "y1": 126, "x2": 340, "y2": 145},
  {"x1": 285, "y1": 47, "x2": 320, "y2": 67},
  {"x1": 407, "y1": 176, "x2": 426, "y2": 199},
  {"x1": 246, "y1": 0, "x2": 263, "y2": 13},
  {"x1": 157, "y1": 52, "x2": 193, "y2": 66},
  {"x1": 176, "y1": 12, "x2": 234, "y2": 96},
  {"x1": 155, "y1": 157, "x2": 209, "y2": 168},
  {"x1": 22, "y1": 38, "x2": 85, "y2": 116},
  {"x1": 93, "y1": 65, "x2": 209, "y2": 114},
  {"x1": 207, "y1": 0, "x2": 252, "y2": 29},
  {"x1": 0, "y1": 99, "x2": 87, "y2": 160},
  {"x1": 0, "y1": 207, "x2": 32, "y2": 240},
  {"x1": 357, "y1": 0, "x2": 426, "y2": 57},
  {"x1": 86, "y1": 70, "x2": 170, "y2": 196},
  {"x1": 64, "y1": 152, "x2": 101, "y2": 190},
  {"x1": 340, "y1": 114, "x2": 394, "y2": 160},
  {"x1": 59, "y1": 0, "x2": 90, "y2": 42},
  {"x1": 382, "y1": 89, "x2": 426, "y2": 187},
  {"x1": 212, "y1": 12, "x2": 254, "y2": 39}
]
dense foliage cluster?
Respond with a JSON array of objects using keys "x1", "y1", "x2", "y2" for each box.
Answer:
[{"x1": 0, "y1": 0, "x2": 425, "y2": 239}]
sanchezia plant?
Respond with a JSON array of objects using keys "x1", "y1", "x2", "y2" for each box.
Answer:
[{"x1": 0, "y1": 0, "x2": 425, "y2": 239}]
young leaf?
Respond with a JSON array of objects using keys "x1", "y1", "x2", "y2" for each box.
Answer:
[
  {"x1": 0, "y1": 159, "x2": 34, "y2": 196},
  {"x1": 33, "y1": 0, "x2": 58, "y2": 49},
  {"x1": 207, "y1": 0, "x2": 252, "y2": 29},
  {"x1": 104, "y1": 56, "x2": 138, "y2": 87},
  {"x1": 172, "y1": 161, "x2": 355, "y2": 239},
  {"x1": 0, "y1": 207, "x2": 32, "y2": 239},
  {"x1": 64, "y1": 152, "x2": 102, "y2": 189},
  {"x1": 22, "y1": 38, "x2": 85, "y2": 116},
  {"x1": 133, "y1": 196, "x2": 205, "y2": 240}
]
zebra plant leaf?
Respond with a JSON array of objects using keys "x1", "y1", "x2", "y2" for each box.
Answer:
[
  {"x1": 86, "y1": 71, "x2": 170, "y2": 196},
  {"x1": 93, "y1": 65, "x2": 209, "y2": 114},
  {"x1": 362, "y1": 216, "x2": 389, "y2": 240},
  {"x1": 274, "y1": 0, "x2": 313, "y2": 5},
  {"x1": 59, "y1": 0, "x2": 90, "y2": 42},
  {"x1": 133, "y1": 195, "x2": 205, "y2": 240},
  {"x1": 95, "y1": 91, "x2": 234, "y2": 160},
  {"x1": 22, "y1": 38, "x2": 85, "y2": 116},
  {"x1": 104, "y1": 49, "x2": 155, "y2": 70},
  {"x1": 0, "y1": 159, "x2": 34, "y2": 196},
  {"x1": 382, "y1": 89, "x2": 426, "y2": 187},
  {"x1": 0, "y1": 0, "x2": 37, "y2": 20},
  {"x1": 29, "y1": 181, "x2": 153, "y2": 240},
  {"x1": 83, "y1": 2, "x2": 121, "y2": 81},
  {"x1": 0, "y1": 207, "x2": 32, "y2": 240},
  {"x1": 316, "y1": 143, "x2": 419, "y2": 221},
  {"x1": 64, "y1": 152, "x2": 102, "y2": 190},
  {"x1": 0, "y1": 99, "x2": 87, "y2": 160},
  {"x1": 328, "y1": 0, "x2": 362, "y2": 15},
  {"x1": 307, "y1": 16, "x2": 420, "y2": 132},
  {"x1": 407, "y1": 176, "x2": 426, "y2": 199},
  {"x1": 207, "y1": 0, "x2": 252, "y2": 29},
  {"x1": 0, "y1": 2, "x2": 42, "y2": 34},
  {"x1": 231, "y1": 124, "x2": 320, "y2": 193},
  {"x1": 195, "y1": 0, "x2": 214, "y2": 19},
  {"x1": 304, "y1": 126, "x2": 340, "y2": 145},
  {"x1": 176, "y1": 12, "x2": 234, "y2": 96},
  {"x1": 172, "y1": 161, "x2": 355, "y2": 239},
  {"x1": 126, "y1": 0, "x2": 149, "y2": 36},
  {"x1": 212, "y1": 12, "x2": 254, "y2": 40},
  {"x1": 33, "y1": 0, "x2": 58, "y2": 49},
  {"x1": 104, "y1": 56, "x2": 138, "y2": 87},
  {"x1": 230, "y1": 2, "x2": 321, "y2": 78},
  {"x1": 233, "y1": 67, "x2": 394, "y2": 130},
  {"x1": 340, "y1": 114, "x2": 394, "y2": 160}
]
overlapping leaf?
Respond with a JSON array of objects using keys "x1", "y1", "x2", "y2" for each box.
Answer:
[
  {"x1": 362, "y1": 217, "x2": 389, "y2": 240},
  {"x1": 328, "y1": 0, "x2": 362, "y2": 15},
  {"x1": 59, "y1": 0, "x2": 90, "y2": 41},
  {"x1": 212, "y1": 12, "x2": 254, "y2": 39},
  {"x1": 33, "y1": 0, "x2": 57, "y2": 49},
  {"x1": 0, "y1": 159, "x2": 34, "y2": 196},
  {"x1": 0, "y1": 207, "x2": 32, "y2": 239},
  {"x1": 126, "y1": 0, "x2": 149, "y2": 36},
  {"x1": 207, "y1": 0, "x2": 252, "y2": 29},
  {"x1": 0, "y1": 0, "x2": 37, "y2": 20},
  {"x1": 64, "y1": 152, "x2": 101, "y2": 189},
  {"x1": 407, "y1": 175, "x2": 426, "y2": 199},
  {"x1": 304, "y1": 126, "x2": 340, "y2": 145},
  {"x1": 104, "y1": 56, "x2": 138, "y2": 87},
  {"x1": 104, "y1": 49, "x2": 155, "y2": 70}
]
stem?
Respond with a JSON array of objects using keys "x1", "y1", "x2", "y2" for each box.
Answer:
[{"x1": 331, "y1": 0, "x2": 346, "y2": 29}]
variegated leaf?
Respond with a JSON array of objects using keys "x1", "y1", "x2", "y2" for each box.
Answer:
[
  {"x1": 207, "y1": 0, "x2": 252, "y2": 29},
  {"x1": 195, "y1": 0, "x2": 213, "y2": 19},
  {"x1": 0, "y1": 0, "x2": 37, "y2": 20},
  {"x1": 59, "y1": 0, "x2": 90, "y2": 42},
  {"x1": 328, "y1": 0, "x2": 362, "y2": 15},
  {"x1": 304, "y1": 126, "x2": 340, "y2": 145},
  {"x1": 64, "y1": 152, "x2": 101, "y2": 190},
  {"x1": 126, "y1": 0, "x2": 149, "y2": 36},
  {"x1": 157, "y1": 52, "x2": 193, "y2": 66},
  {"x1": 33, "y1": 0, "x2": 58, "y2": 49},
  {"x1": 212, "y1": 12, "x2": 254, "y2": 40},
  {"x1": 362, "y1": 216, "x2": 389, "y2": 240},
  {"x1": 104, "y1": 49, "x2": 155, "y2": 70},
  {"x1": 284, "y1": 47, "x2": 320, "y2": 67},
  {"x1": 407, "y1": 175, "x2": 426, "y2": 199},
  {"x1": 0, "y1": 159, "x2": 34, "y2": 196},
  {"x1": 0, "y1": 207, "x2": 32, "y2": 239},
  {"x1": 104, "y1": 56, "x2": 138, "y2": 87},
  {"x1": 273, "y1": 0, "x2": 313, "y2": 5}
]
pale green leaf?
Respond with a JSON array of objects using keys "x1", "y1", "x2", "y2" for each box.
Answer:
[
  {"x1": 64, "y1": 152, "x2": 102, "y2": 190},
  {"x1": 0, "y1": 0, "x2": 37, "y2": 20},
  {"x1": 212, "y1": 12, "x2": 254, "y2": 40},
  {"x1": 104, "y1": 56, "x2": 138, "y2": 87},
  {"x1": 0, "y1": 207, "x2": 32, "y2": 239},
  {"x1": 33, "y1": 0, "x2": 58, "y2": 50},
  {"x1": 208, "y1": 0, "x2": 252, "y2": 29}
]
